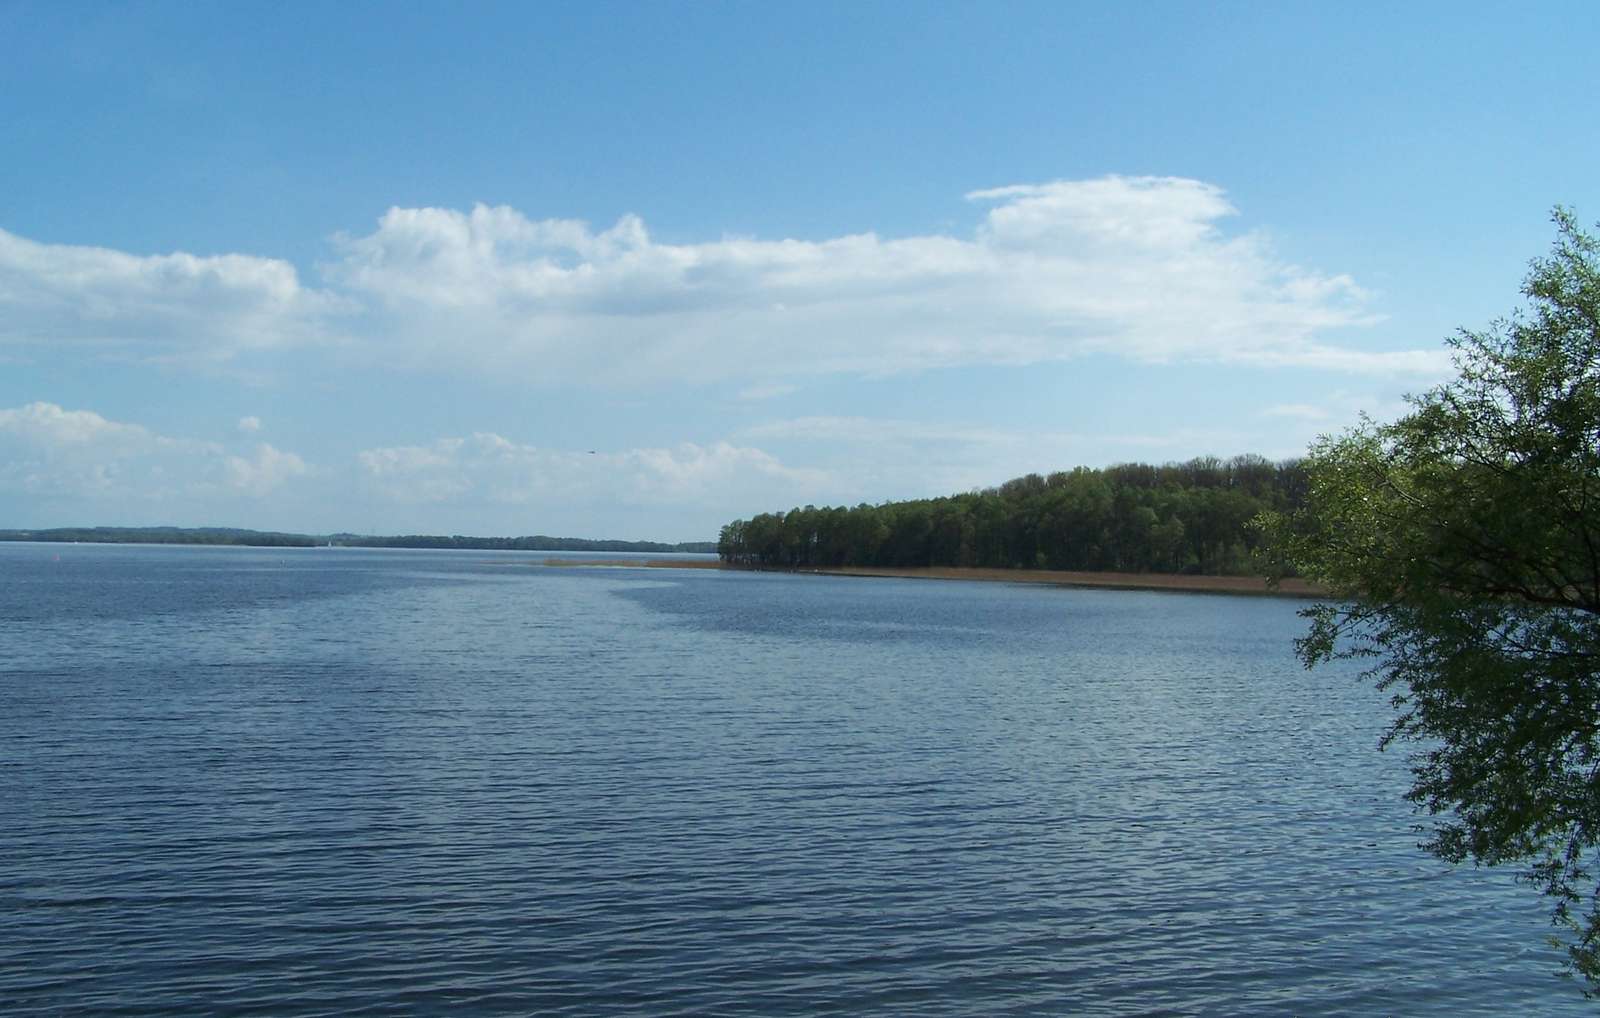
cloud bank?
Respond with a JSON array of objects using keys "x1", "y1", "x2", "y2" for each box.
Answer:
[
  {"x1": 0, "y1": 231, "x2": 338, "y2": 359},
  {"x1": 0, "y1": 402, "x2": 305, "y2": 501},
  {"x1": 0, "y1": 400, "x2": 823, "y2": 531},
  {"x1": 358, "y1": 432, "x2": 827, "y2": 510},
  {"x1": 0, "y1": 177, "x2": 1447, "y2": 382}
]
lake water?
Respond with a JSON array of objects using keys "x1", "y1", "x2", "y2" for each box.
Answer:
[{"x1": 0, "y1": 543, "x2": 1588, "y2": 1014}]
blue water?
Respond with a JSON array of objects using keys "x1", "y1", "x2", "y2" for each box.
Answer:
[{"x1": 0, "y1": 543, "x2": 1586, "y2": 1014}]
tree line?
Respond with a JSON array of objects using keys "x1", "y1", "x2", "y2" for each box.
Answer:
[
  {"x1": 332, "y1": 534, "x2": 717, "y2": 553},
  {"x1": 718, "y1": 454, "x2": 1308, "y2": 575},
  {"x1": 0, "y1": 527, "x2": 716, "y2": 554},
  {"x1": 0, "y1": 526, "x2": 317, "y2": 547}
]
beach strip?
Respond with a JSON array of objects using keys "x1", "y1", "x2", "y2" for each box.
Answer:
[{"x1": 538, "y1": 558, "x2": 1323, "y2": 596}]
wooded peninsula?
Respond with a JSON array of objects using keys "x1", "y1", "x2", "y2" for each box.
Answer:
[{"x1": 717, "y1": 455, "x2": 1304, "y2": 576}]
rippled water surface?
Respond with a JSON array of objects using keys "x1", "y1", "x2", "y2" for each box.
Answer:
[{"x1": 0, "y1": 544, "x2": 1587, "y2": 1014}]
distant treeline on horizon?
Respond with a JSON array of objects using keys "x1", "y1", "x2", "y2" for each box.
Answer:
[
  {"x1": 0, "y1": 526, "x2": 717, "y2": 554},
  {"x1": 718, "y1": 455, "x2": 1306, "y2": 576}
]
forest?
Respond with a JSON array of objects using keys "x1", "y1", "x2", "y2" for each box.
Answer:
[{"x1": 717, "y1": 455, "x2": 1307, "y2": 576}]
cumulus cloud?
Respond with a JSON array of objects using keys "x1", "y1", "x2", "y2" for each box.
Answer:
[
  {"x1": 0, "y1": 400, "x2": 166, "y2": 452},
  {"x1": 0, "y1": 228, "x2": 340, "y2": 359},
  {"x1": 0, "y1": 177, "x2": 1448, "y2": 381},
  {"x1": 358, "y1": 431, "x2": 827, "y2": 509},
  {"x1": 325, "y1": 176, "x2": 1442, "y2": 381},
  {"x1": 237, "y1": 415, "x2": 262, "y2": 432},
  {"x1": 225, "y1": 443, "x2": 307, "y2": 496},
  {"x1": 0, "y1": 401, "x2": 307, "y2": 500}
]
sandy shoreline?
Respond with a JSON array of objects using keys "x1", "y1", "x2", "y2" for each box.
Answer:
[
  {"x1": 539, "y1": 557, "x2": 723, "y2": 570},
  {"x1": 537, "y1": 558, "x2": 1323, "y2": 597}
]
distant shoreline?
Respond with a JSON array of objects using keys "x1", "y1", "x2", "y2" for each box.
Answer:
[
  {"x1": 541, "y1": 558, "x2": 1324, "y2": 597},
  {"x1": 0, "y1": 527, "x2": 715, "y2": 554}
]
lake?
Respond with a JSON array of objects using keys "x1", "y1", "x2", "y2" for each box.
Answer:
[{"x1": 0, "y1": 543, "x2": 1587, "y2": 1014}]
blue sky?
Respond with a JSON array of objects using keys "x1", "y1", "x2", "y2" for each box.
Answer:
[{"x1": 3, "y1": 1, "x2": 1597, "y2": 540}]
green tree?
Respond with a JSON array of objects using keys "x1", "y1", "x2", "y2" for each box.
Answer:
[{"x1": 1261, "y1": 209, "x2": 1600, "y2": 990}]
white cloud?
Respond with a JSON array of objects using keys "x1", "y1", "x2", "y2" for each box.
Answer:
[
  {"x1": 0, "y1": 228, "x2": 340, "y2": 359},
  {"x1": 237, "y1": 415, "x2": 262, "y2": 432},
  {"x1": 357, "y1": 431, "x2": 828, "y2": 511},
  {"x1": 0, "y1": 401, "x2": 306, "y2": 501},
  {"x1": 326, "y1": 177, "x2": 1428, "y2": 381},
  {"x1": 321, "y1": 175, "x2": 1452, "y2": 380},
  {"x1": 225, "y1": 443, "x2": 307, "y2": 496},
  {"x1": 0, "y1": 400, "x2": 165, "y2": 451},
  {"x1": 0, "y1": 177, "x2": 1446, "y2": 383},
  {"x1": 969, "y1": 177, "x2": 1235, "y2": 252}
]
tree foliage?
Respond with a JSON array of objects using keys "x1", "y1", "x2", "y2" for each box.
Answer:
[
  {"x1": 720, "y1": 455, "x2": 1307, "y2": 575},
  {"x1": 1260, "y1": 209, "x2": 1600, "y2": 990}
]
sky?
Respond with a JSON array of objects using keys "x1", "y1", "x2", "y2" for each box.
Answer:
[{"x1": 2, "y1": 1, "x2": 1598, "y2": 541}]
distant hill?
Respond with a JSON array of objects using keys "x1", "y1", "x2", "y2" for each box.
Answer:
[{"x1": 0, "y1": 526, "x2": 715, "y2": 554}]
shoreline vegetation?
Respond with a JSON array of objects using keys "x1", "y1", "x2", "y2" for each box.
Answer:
[
  {"x1": 540, "y1": 557, "x2": 1323, "y2": 597},
  {"x1": 6, "y1": 452, "x2": 1325, "y2": 599},
  {"x1": 717, "y1": 456, "x2": 1309, "y2": 582}
]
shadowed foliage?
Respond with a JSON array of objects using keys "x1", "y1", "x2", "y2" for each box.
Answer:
[{"x1": 1260, "y1": 210, "x2": 1600, "y2": 991}]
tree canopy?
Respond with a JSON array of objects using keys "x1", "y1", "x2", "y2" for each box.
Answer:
[
  {"x1": 1261, "y1": 209, "x2": 1600, "y2": 990},
  {"x1": 719, "y1": 455, "x2": 1308, "y2": 576}
]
